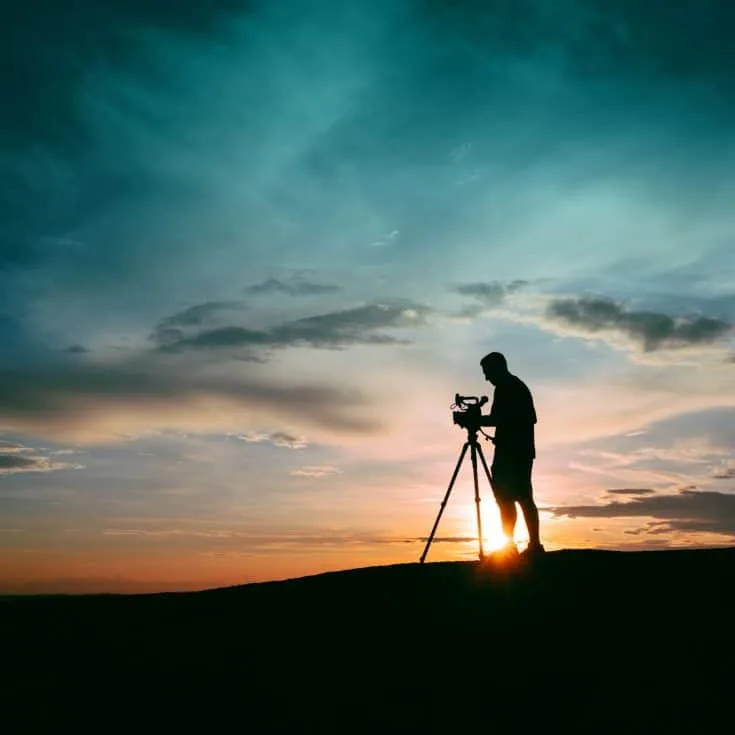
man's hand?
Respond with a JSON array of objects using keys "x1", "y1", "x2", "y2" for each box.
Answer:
[{"x1": 454, "y1": 412, "x2": 469, "y2": 428}]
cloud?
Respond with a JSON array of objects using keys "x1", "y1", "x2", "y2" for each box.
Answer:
[
  {"x1": 412, "y1": 536, "x2": 476, "y2": 544},
  {"x1": 450, "y1": 280, "x2": 528, "y2": 318},
  {"x1": 605, "y1": 488, "x2": 656, "y2": 496},
  {"x1": 0, "y1": 444, "x2": 81, "y2": 475},
  {"x1": 0, "y1": 359, "x2": 381, "y2": 443},
  {"x1": 548, "y1": 488, "x2": 735, "y2": 537},
  {"x1": 234, "y1": 431, "x2": 308, "y2": 449},
  {"x1": 570, "y1": 441, "x2": 733, "y2": 490},
  {"x1": 713, "y1": 467, "x2": 735, "y2": 479},
  {"x1": 245, "y1": 277, "x2": 340, "y2": 296},
  {"x1": 369, "y1": 230, "x2": 400, "y2": 248},
  {"x1": 0, "y1": 454, "x2": 43, "y2": 472},
  {"x1": 156, "y1": 301, "x2": 430, "y2": 352},
  {"x1": 160, "y1": 301, "x2": 246, "y2": 327},
  {"x1": 537, "y1": 365, "x2": 735, "y2": 449},
  {"x1": 454, "y1": 280, "x2": 528, "y2": 303},
  {"x1": 545, "y1": 296, "x2": 733, "y2": 351},
  {"x1": 103, "y1": 528, "x2": 237, "y2": 538},
  {"x1": 289, "y1": 465, "x2": 341, "y2": 478},
  {"x1": 269, "y1": 431, "x2": 309, "y2": 449},
  {"x1": 100, "y1": 526, "x2": 416, "y2": 552},
  {"x1": 150, "y1": 301, "x2": 249, "y2": 347},
  {"x1": 154, "y1": 326, "x2": 270, "y2": 353},
  {"x1": 0, "y1": 441, "x2": 27, "y2": 453}
]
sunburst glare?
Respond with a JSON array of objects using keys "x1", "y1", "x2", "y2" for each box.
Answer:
[{"x1": 459, "y1": 499, "x2": 530, "y2": 553}]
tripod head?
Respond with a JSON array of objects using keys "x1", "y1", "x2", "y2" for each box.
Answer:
[
  {"x1": 452, "y1": 393, "x2": 486, "y2": 429},
  {"x1": 451, "y1": 394, "x2": 494, "y2": 442}
]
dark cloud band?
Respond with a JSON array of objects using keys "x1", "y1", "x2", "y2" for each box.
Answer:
[
  {"x1": 152, "y1": 301, "x2": 430, "y2": 352},
  {"x1": 549, "y1": 489, "x2": 735, "y2": 537},
  {"x1": 546, "y1": 296, "x2": 732, "y2": 351},
  {"x1": 0, "y1": 359, "x2": 381, "y2": 440}
]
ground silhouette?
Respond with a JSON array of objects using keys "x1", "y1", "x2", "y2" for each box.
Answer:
[{"x1": 3, "y1": 548, "x2": 734, "y2": 731}]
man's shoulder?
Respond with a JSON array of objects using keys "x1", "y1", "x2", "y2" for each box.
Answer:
[{"x1": 508, "y1": 373, "x2": 531, "y2": 392}]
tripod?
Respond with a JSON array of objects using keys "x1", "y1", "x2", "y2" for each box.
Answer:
[{"x1": 420, "y1": 426, "x2": 494, "y2": 563}]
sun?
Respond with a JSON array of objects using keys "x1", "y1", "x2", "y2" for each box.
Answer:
[
  {"x1": 481, "y1": 513, "x2": 508, "y2": 552},
  {"x1": 461, "y1": 501, "x2": 529, "y2": 552}
]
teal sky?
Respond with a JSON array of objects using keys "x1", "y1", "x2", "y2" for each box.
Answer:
[{"x1": 1, "y1": 0, "x2": 734, "y2": 592}]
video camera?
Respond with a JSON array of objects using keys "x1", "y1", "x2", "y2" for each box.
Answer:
[{"x1": 451, "y1": 394, "x2": 488, "y2": 431}]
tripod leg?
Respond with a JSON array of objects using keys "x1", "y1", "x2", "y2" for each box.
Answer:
[
  {"x1": 470, "y1": 442, "x2": 485, "y2": 560},
  {"x1": 420, "y1": 442, "x2": 470, "y2": 563},
  {"x1": 476, "y1": 442, "x2": 494, "y2": 491}
]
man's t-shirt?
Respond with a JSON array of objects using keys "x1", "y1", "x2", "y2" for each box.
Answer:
[{"x1": 487, "y1": 373, "x2": 537, "y2": 459}]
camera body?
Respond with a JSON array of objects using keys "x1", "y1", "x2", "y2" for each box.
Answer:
[{"x1": 452, "y1": 393, "x2": 488, "y2": 430}]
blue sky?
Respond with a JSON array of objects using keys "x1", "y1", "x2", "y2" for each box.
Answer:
[{"x1": 1, "y1": 0, "x2": 734, "y2": 592}]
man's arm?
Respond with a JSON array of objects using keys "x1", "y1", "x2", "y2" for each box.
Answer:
[{"x1": 479, "y1": 393, "x2": 501, "y2": 427}]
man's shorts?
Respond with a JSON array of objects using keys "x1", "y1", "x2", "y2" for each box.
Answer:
[{"x1": 491, "y1": 451, "x2": 534, "y2": 502}]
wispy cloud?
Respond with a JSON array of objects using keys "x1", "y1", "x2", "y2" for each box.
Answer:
[
  {"x1": 289, "y1": 465, "x2": 341, "y2": 478},
  {"x1": 605, "y1": 488, "x2": 656, "y2": 496},
  {"x1": 369, "y1": 230, "x2": 400, "y2": 248},
  {"x1": 713, "y1": 467, "x2": 735, "y2": 480},
  {"x1": 101, "y1": 526, "x2": 410, "y2": 550},
  {"x1": 568, "y1": 441, "x2": 734, "y2": 491},
  {"x1": 245, "y1": 277, "x2": 340, "y2": 296},
  {"x1": 0, "y1": 441, "x2": 27, "y2": 453},
  {"x1": 576, "y1": 442, "x2": 730, "y2": 472},
  {"x1": 534, "y1": 361, "x2": 735, "y2": 449},
  {"x1": 411, "y1": 535, "x2": 476, "y2": 544},
  {"x1": 233, "y1": 431, "x2": 308, "y2": 449},
  {"x1": 0, "y1": 442, "x2": 82, "y2": 475}
]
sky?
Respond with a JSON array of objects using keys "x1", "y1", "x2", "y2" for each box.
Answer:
[{"x1": 1, "y1": 0, "x2": 734, "y2": 594}]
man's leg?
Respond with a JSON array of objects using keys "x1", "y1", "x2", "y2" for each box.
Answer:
[
  {"x1": 497, "y1": 499, "x2": 517, "y2": 544},
  {"x1": 518, "y1": 458, "x2": 543, "y2": 550},
  {"x1": 518, "y1": 497, "x2": 541, "y2": 548},
  {"x1": 492, "y1": 453, "x2": 518, "y2": 547}
]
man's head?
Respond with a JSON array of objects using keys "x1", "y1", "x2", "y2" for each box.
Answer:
[{"x1": 480, "y1": 351, "x2": 508, "y2": 385}]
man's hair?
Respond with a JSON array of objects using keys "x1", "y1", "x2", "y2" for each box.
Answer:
[{"x1": 480, "y1": 351, "x2": 508, "y2": 371}]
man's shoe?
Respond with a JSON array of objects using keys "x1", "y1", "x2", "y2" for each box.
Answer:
[
  {"x1": 521, "y1": 543, "x2": 546, "y2": 558},
  {"x1": 487, "y1": 542, "x2": 519, "y2": 563}
]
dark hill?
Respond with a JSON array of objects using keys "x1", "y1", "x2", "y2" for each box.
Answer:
[{"x1": 3, "y1": 548, "x2": 734, "y2": 731}]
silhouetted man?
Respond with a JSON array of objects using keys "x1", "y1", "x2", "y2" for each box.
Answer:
[{"x1": 479, "y1": 352, "x2": 544, "y2": 557}]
